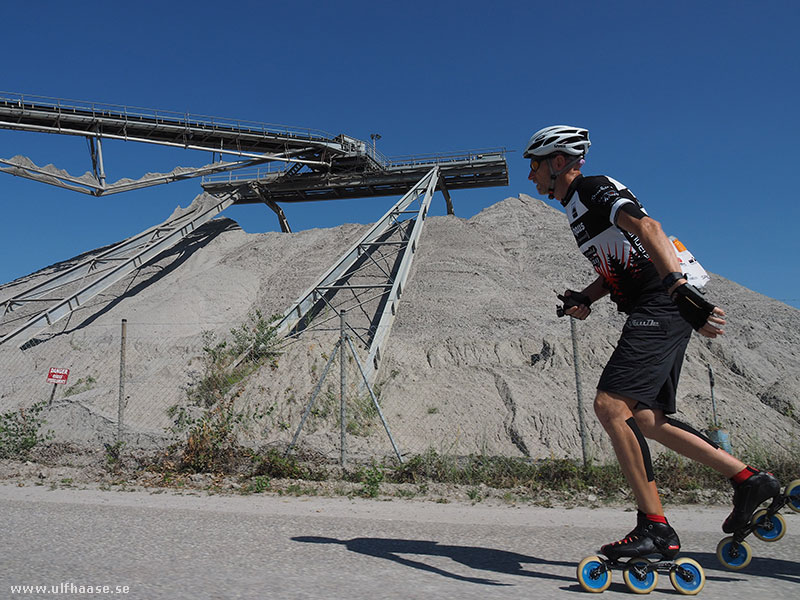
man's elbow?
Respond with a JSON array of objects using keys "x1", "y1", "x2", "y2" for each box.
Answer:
[{"x1": 640, "y1": 216, "x2": 666, "y2": 238}]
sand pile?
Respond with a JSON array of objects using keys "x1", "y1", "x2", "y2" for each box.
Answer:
[{"x1": 1, "y1": 192, "x2": 797, "y2": 461}]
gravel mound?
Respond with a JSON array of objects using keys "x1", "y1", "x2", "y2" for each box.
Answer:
[{"x1": 1, "y1": 192, "x2": 797, "y2": 462}]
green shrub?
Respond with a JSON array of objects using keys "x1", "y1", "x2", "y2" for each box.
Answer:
[
  {"x1": 178, "y1": 398, "x2": 243, "y2": 472},
  {"x1": 359, "y1": 463, "x2": 384, "y2": 498},
  {"x1": 187, "y1": 311, "x2": 281, "y2": 408},
  {"x1": 0, "y1": 400, "x2": 52, "y2": 459}
]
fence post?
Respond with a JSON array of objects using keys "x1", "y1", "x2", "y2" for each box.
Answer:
[
  {"x1": 708, "y1": 363, "x2": 718, "y2": 427},
  {"x1": 570, "y1": 317, "x2": 589, "y2": 467},
  {"x1": 117, "y1": 319, "x2": 127, "y2": 445},
  {"x1": 339, "y1": 310, "x2": 347, "y2": 467}
]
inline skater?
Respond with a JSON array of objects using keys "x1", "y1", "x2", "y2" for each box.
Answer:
[{"x1": 524, "y1": 125, "x2": 780, "y2": 561}]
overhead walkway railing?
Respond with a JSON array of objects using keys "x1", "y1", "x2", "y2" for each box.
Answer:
[
  {"x1": 0, "y1": 92, "x2": 358, "y2": 196},
  {"x1": 201, "y1": 148, "x2": 506, "y2": 186},
  {"x1": 0, "y1": 92, "x2": 342, "y2": 151},
  {"x1": 201, "y1": 149, "x2": 508, "y2": 212},
  {"x1": 0, "y1": 191, "x2": 240, "y2": 349},
  {"x1": 273, "y1": 167, "x2": 440, "y2": 384}
]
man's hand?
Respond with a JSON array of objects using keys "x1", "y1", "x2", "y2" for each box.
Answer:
[
  {"x1": 671, "y1": 283, "x2": 726, "y2": 338},
  {"x1": 557, "y1": 290, "x2": 592, "y2": 320},
  {"x1": 699, "y1": 306, "x2": 726, "y2": 338}
]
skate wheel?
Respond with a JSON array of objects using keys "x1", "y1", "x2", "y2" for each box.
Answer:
[
  {"x1": 623, "y1": 558, "x2": 658, "y2": 594},
  {"x1": 577, "y1": 555, "x2": 611, "y2": 593},
  {"x1": 752, "y1": 509, "x2": 786, "y2": 542},
  {"x1": 669, "y1": 557, "x2": 706, "y2": 595},
  {"x1": 786, "y1": 479, "x2": 800, "y2": 513},
  {"x1": 716, "y1": 536, "x2": 752, "y2": 570}
]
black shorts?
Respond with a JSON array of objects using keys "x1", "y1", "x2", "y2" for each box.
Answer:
[{"x1": 597, "y1": 304, "x2": 693, "y2": 414}]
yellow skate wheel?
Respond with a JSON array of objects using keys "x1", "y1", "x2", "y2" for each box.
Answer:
[
  {"x1": 785, "y1": 479, "x2": 800, "y2": 513},
  {"x1": 716, "y1": 536, "x2": 752, "y2": 570},
  {"x1": 577, "y1": 555, "x2": 611, "y2": 593},
  {"x1": 669, "y1": 557, "x2": 705, "y2": 595},
  {"x1": 752, "y1": 509, "x2": 786, "y2": 542},
  {"x1": 623, "y1": 558, "x2": 658, "y2": 594}
]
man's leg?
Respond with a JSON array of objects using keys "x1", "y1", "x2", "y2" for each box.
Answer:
[
  {"x1": 633, "y1": 408, "x2": 744, "y2": 477},
  {"x1": 594, "y1": 390, "x2": 663, "y2": 515},
  {"x1": 633, "y1": 408, "x2": 782, "y2": 532},
  {"x1": 593, "y1": 389, "x2": 681, "y2": 560}
]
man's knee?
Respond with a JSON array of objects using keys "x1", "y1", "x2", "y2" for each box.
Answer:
[
  {"x1": 594, "y1": 390, "x2": 633, "y2": 426},
  {"x1": 632, "y1": 410, "x2": 659, "y2": 438},
  {"x1": 593, "y1": 394, "x2": 613, "y2": 425}
]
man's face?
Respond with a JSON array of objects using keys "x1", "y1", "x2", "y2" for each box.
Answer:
[{"x1": 528, "y1": 157, "x2": 550, "y2": 195}]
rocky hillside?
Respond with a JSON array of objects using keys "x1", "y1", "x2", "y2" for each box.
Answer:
[{"x1": 1, "y1": 193, "x2": 798, "y2": 462}]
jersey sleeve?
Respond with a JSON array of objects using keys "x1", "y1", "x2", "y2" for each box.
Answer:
[{"x1": 577, "y1": 176, "x2": 639, "y2": 226}]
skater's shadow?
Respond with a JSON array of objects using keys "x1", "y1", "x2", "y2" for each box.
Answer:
[{"x1": 292, "y1": 536, "x2": 575, "y2": 586}]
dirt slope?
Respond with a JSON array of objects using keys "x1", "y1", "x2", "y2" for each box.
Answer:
[{"x1": 1, "y1": 193, "x2": 797, "y2": 461}]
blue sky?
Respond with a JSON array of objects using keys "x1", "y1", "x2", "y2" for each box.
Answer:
[{"x1": 1, "y1": 0, "x2": 799, "y2": 308}]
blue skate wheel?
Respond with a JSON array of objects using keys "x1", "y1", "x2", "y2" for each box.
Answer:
[
  {"x1": 786, "y1": 479, "x2": 800, "y2": 513},
  {"x1": 670, "y1": 557, "x2": 706, "y2": 595},
  {"x1": 623, "y1": 558, "x2": 658, "y2": 594},
  {"x1": 577, "y1": 555, "x2": 611, "y2": 593},
  {"x1": 716, "y1": 537, "x2": 752, "y2": 570},
  {"x1": 752, "y1": 509, "x2": 786, "y2": 542}
]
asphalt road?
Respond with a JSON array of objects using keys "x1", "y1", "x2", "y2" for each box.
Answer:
[{"x1": 2, "y1": 484, "x2": 798, "y2": 599}]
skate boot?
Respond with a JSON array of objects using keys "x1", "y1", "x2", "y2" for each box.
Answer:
[
  {"x1": 723, "y1": 468, "x2": 781, "y2": 533},
  {"x1": 601, "y1": 512, "x2": 681, "y2": 562}
]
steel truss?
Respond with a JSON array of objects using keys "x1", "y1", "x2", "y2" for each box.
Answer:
[
  {"x1": 201, "y1": 149, "x2": 508, "y2": 208},
  {"x1": 286, "y1": 311, "x2": 404, "y2": 465},
  {"x1": 0, "y1": 92, "x2": 357, "y2": 196},
  {"x1": 0, "y1": 93, "x2": 508, "y2": 386},
  {"x1": 0, "y1": 191, "x2": 239, "y2": 348},
  {"x1": 274, "y1": 167, "x2": 439, "y2": 384},
  {"x1": 0, "y1": 93, "x2": 508, "y2": 227}
]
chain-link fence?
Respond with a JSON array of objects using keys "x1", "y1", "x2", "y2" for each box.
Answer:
[
  {"x1": 6, "y1": 292, "x2": 789, "y2": 472},
  {"x1": 0, "y1": 304, "x2": 613, "y2": 467}
]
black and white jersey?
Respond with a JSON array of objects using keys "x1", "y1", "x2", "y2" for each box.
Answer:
[{"x1": 562, "y1": 175, "x2": 663, "y2": 313}]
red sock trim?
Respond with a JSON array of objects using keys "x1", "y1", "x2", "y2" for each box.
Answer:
[
  {"x1": 732, "y1": 466, "x2": 758, "y2": 485},
  {"x1": 645, "y1": 513, "x2": 667, "y2": 524}
]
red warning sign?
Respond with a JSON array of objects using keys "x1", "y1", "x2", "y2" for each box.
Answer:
[{"x1": 46, "y1": 368, "x2": 70, "y2": 384}]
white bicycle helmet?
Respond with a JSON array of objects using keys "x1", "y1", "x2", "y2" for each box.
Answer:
[{"x1": 523, "y1": 125, "x2": 590, "y2": 159}]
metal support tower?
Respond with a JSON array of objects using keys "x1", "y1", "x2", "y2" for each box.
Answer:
[{"x1": 274, "y1": 167, "x2": 439, "y2": 384}]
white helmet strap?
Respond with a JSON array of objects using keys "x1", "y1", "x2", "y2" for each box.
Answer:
[{"x1": 545, "y1": 155, "x2": 583, "y2": 201}]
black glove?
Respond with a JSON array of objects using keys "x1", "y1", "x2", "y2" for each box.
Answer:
[
  {"x1": 556, "y1": 290, "x2": 592, "y2": 318},
  {"x1": 672, "y1": 283, "x2": 715, "y2": 330}
]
